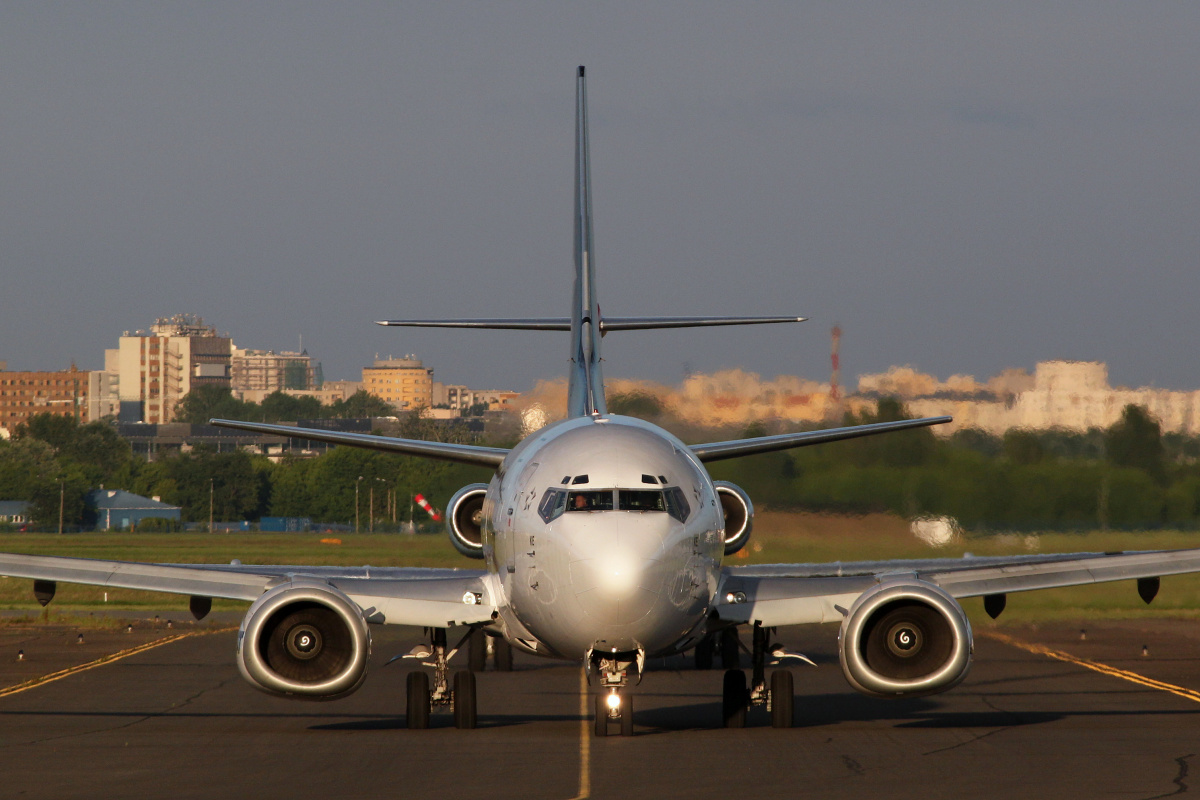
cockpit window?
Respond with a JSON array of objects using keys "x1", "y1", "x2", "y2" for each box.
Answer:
[
  {"x1": 567, "y1": 490, "x2": 614, "y2": 512},
  {"x1": 618, "y1": 490, "x2": 666, "y2": 512},
  {"x1": 538, "y1": 488, "x2": 569, "y2": 523},
  {"x1": 641, "y1": 474, "x2": 658, "y2": 485},
  {"x1": 664, "y1": 487, "x2": 691, "y2": 522}
]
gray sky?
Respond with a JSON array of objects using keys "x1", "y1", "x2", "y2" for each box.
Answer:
[{"x1": 2, "y1": 4, "x2": 1198, "y2": 393}]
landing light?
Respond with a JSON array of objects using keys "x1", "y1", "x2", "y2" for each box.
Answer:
[
  {"x1": 724, "y1": 591, "x2": 747, "y2": 604},
  {"x1": 605, "y1": 692, "x2": 621, "y2": 710},
  {"x1": 462, "y1": 591, "x2": 482, "y2": 605}
]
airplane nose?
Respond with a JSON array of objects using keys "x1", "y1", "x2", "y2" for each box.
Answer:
[{"x1": 566, "y1": 515, "x2": 667, "y2": 625}]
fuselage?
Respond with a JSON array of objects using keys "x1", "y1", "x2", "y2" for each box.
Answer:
[{"x1": 480, "y1": 414, "x2": 725, "y2": 660}]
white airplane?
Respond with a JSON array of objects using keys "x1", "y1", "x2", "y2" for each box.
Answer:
[{"x1": 5, "y1": 67, "x2": 1200, "y2": 736}]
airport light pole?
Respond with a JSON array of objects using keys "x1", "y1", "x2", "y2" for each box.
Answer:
[
  {"x1": 58, "y1": 479, "x2": 64, "y2": 535},
  {"x1": 372, "y1": 478, "x2": 389, "y2": 532},
  {"x1": 355, "y1": 476, "x2": 363, "y2": 533},
  {"x1": 209, "y1": 478, "x2": 214, "y2": 533}
]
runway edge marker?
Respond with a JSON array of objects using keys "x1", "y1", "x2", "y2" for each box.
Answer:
[
  {"x1": 0, "y1": 626, "x2": 236, "y2": 699},
  {"x1": 984, "y1": 630, "x2": 1200, "y2": 704}
]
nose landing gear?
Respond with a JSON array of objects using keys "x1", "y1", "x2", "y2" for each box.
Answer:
[{"x1": 588, "y1": 648, "x2": 642, "y2": 737}]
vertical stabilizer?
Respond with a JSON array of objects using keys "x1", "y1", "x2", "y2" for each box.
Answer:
[{"x1": 567, "y1": 66, "x2": 607, "y2": 418}]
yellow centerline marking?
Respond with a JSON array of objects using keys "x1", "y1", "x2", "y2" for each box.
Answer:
[
  {"x1": 0, "y1": 627, "x2": 232, "y2": 700},
  {"x1": 984, "y1": 630, "x2": 1200, "y2": 704},
  {"x1": 569, "y1": 666, "x2": 591, "y2": 800}
]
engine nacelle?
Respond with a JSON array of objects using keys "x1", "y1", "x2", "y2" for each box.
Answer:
[
  {"x1": 714, "y1": 481, "x2": 754, "y2": 556},
  {"x1": 237, "y1": 581, "x2": 371, "y2": 700},
  {"x1": 446, "y1": 483, "x2": 489, "y2": 559},
  {"x1": 839, "y1": 580, "x2": 972, "y2": 698}
]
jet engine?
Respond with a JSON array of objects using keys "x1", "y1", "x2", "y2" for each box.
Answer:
[
  {"x1": 446, "y1": 483, "x2": 489, "y2": 559},
  {"x1": 838, "y1": 580, "x2": 972, "y2": 698},
  {"x1": 714, "y1": 481, "x2": 754, "y2": 556},
  {"x1": 237, "y1": 581, "x2": 371, "y2": 700}
]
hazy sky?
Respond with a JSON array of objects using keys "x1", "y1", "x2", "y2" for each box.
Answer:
[{"x1": 2, "y1": 4, "x2": 1198, "y2": 393}]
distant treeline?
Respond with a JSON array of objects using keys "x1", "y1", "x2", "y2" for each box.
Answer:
[
  {"x1": 3, "y1": 391, "x2": 1200, "y2": 531},
  {"x1": 708, "y1": 398, "x2": 1200, "y2": 532}
]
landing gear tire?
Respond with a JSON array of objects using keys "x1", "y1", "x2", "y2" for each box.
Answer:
[
  {"x1": 494, "y1": 638, "x2": 514, "y2": 672},
  {"x1": 770, "y1": 670, "x2": 794, "y2": 729},
  {"x1": 722, "y1": 669, "x2": 747, "y2": 728},
  {"x1": 694, "y1": 635, "x2": 714, "y2": 670},
  {"x1": 467, "y1": 629, "x2": 487, "y2": 672},
  {"x1": 720, "y1": 628, "x2": 741, "y2": 670},
  {"x1": 594, "y1": 692, "x2": 608, "y2": 738},
  {"x1": 620, "y1": 694, "x2": 634, "y2": 737},
  {"x1": 406, "y1": 671, "x2": 430, "y2": 730},
  {"x1": 453, "y1": 670, "x2": 477, "y2": 729}
]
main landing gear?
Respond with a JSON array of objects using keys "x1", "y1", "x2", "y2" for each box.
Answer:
[
  {"x1": 590, "y1": 650, "x2": 640, "y2": 737},
  {"x1": 720, "y1": 623, "x2": 796, "y2": 729},
  {"x1": 466, "y1": 628, "x2": 513, "y2": 673},
  {"x1": 405, "y1": 626, "x2": 491, "y2": 730}
]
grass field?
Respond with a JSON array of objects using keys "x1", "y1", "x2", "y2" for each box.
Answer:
[{"x1": 3, "y1": 512, "x2": 1200, "y2": 623}]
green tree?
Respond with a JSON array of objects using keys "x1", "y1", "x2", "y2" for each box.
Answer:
[
  {"x1": 174, "y1": 385, "x2": 264, "y2": 425},
  {"x1": 260, "y1": 391, "x2": 324, "y2": 422},
  {"x1": 330, "y1": 390, "x2": 396, "y2": 419},
  {"x1": 1106, "y1": 405, "x2": 1166, "y2": 484},
  {"x1": 1002, "y1": 429, "x2": 1045, "y2": 465},
  {"x1": 152, "y1": 449, "x2": 268, "y2": 522},
  {"x1": 608, "y1": 391, "x2": 665, "y2": 419}
]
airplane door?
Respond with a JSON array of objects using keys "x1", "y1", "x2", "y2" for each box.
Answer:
[{"x1": 504, "y1": 506, "x2": 516, "y2": 574}]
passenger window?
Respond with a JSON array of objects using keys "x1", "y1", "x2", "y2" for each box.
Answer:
[
  {"x1": 566, "y1": 490, "x2": 613, "y2": 512},
  {"x1": 538, "y1": 489, "x2": 568, "y2": 523},
  {"x1": 618, "y1": 490, "x2": 666, "y2": 512},
  {"x1": 664, "y1": 487, "x2": 691, "y2": 522}
]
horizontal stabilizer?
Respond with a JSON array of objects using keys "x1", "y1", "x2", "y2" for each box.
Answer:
[
  {"x1": 209, "y1": 419, "x2": 509, "y2": 468},
  {"x1": 690, "y1": 416, "x2": 951, "y2": 463},
  {"x1": 376, "y1": 315, "x2": 804, "y2": 332},
  {"x1": 377, "y1": 318, "x2": 572, "y2": 330},
  {"x1": 600, "y1": 315, "x2": 805, "y2": 331}
]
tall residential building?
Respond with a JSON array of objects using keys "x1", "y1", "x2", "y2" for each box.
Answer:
[
  {"x1": 362, "y1": 356, "x2": 433, "y2": 411},
  {"x1": 230, "y1": 347, "x2": 318, "y2": 394},
  {"x1": 111, "y1": 314, "x2": 231, "y2": 423},
  {"x1": 0, "y1": 364, "x2": 90, "y2": 436}
]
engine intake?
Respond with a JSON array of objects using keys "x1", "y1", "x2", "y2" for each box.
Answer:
[
  {"x1": 237, "y1": 581, "x2": 370, "y2": 699},
  {"x1": 839, "y1": 580, "x2": 972, "y2": 698},
  {"x1": 447, "y1": 483, "x2": 489, "y2": 559},
  {"x1": 714, "y1": 481, "x2": 754, "y2": 556}
]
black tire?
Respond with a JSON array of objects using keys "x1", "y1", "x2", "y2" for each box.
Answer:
[
  {"x1": 694, "y1": 635, "x2": 714, "y2": 670},
  {"x1": 620, "y1": 693, "x2": 634, "y2": 736},
  {"x1": 720, "y1": 628, "x2": 740, "y2": 670},
  {"x1": 722, "y1": 669, "x2": 747, "y2": 728},
  {"x1": 494, "y1": 638, "x2": 514, "y2": 672},
  {"x1": 770, "y1": 670, "x2": 794, "y2": 729},
  {"x1": 467, "y1": 629, "x2": 487, "y2": 672},
  {"x1": 453, "y1": 670, "x2": 477, "y2": 729},
  {"x1": 594, "y1": 692, "x2": 608, "y2": 737},
  {"x1": 406, "y1": 671, "x2": 430, "y2": 730}
]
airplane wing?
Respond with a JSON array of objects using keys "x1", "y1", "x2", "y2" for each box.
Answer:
[
  {"x1": 713, "y1": 548, "x2": 1200, "y2": 627},
  {"x1": 0, "y1": 554, "x2": 497, "y2": 629},
  {"x1": 208, "y1": 419, "x2": 509, "y2": 468},
  {"x1": 689, "y1": 416, "x2": 952, "y2": 462}
]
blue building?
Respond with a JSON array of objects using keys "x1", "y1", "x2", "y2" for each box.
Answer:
[{"x1": 88, "y1": 490, "x2": 182, "y2": 531}]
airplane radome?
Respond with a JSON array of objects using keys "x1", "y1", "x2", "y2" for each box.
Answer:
[{"x1": 4, "y1": 67, "x2": 1200, "y2": 737}]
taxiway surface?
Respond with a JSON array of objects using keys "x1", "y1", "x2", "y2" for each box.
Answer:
[{"x1": 0, "y1": 619, "x2": 1198, "y2": 799}]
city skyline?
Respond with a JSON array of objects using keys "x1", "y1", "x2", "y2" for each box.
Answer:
[{"x1": 2, "y1": 6, "x2": 1199, "y2": 391}]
